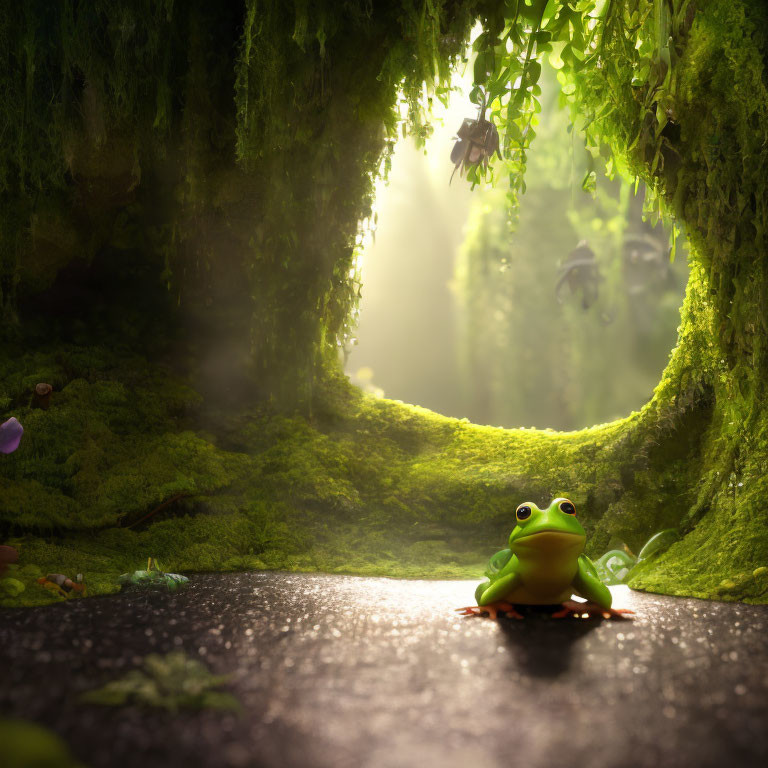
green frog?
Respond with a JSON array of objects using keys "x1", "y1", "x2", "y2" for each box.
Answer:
[{"x1": 458, "y1": 498, "x2": 633, "y2": 620}]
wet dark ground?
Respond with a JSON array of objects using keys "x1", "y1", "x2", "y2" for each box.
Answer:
[{"x1": 1, "y1": 572, "x2": 767, "y2": 768}]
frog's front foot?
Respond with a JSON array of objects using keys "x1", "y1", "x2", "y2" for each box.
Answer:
[
  {"x1": 551, "y1": 600, "x2": 634, "y2": 620},
  {"x1": 456, "y1": 601, "x2": 524, "y2": 620}
]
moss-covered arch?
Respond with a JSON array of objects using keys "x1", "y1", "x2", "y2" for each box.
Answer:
[{"x1": 1, "y1": 0, "x2": 767, "y2": 605}]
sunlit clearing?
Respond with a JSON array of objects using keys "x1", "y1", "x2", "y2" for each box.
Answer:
[
  {"x1": 346, "y1": 63, "x2": 476, "y2": 414},
  {"x1": 346, "y1": 51, "x2": 688, "y2": 431}
]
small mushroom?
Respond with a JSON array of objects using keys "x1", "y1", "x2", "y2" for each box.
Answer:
[
  {"x1": 33, "y1": 382, "x2": 53, "y2": 410},
  {"x1": 0, "y1": 545, "x2": 19, "y2": 577}
]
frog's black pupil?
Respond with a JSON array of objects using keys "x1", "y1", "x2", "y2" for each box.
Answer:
[
  {"x1": 517, "y1": 506, "x2": 531, "y2": 520},
  {"x1": 560, "y1": 502, "x2": 576, "y2": 515}
]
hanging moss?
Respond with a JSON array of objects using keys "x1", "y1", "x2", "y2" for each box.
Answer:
[{"x1": 0, "y1": 1, "x2": 475, "y2": 402}]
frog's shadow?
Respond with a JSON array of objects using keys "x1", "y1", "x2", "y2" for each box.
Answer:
[{"x1": 495, "y1": 608, "x2": 599, "y2": 678}]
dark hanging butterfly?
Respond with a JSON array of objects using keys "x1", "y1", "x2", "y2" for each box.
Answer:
[{"x1": 449, "y1": 88, "x2": 501, "y2": 183}]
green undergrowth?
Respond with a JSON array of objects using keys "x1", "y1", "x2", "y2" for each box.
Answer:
[
  {"x1": 80, "y1": 650, "x2": 239, "y2": 712},
  {"x1": 3, "y1": 329, "x2": 765, "y2": 608}
]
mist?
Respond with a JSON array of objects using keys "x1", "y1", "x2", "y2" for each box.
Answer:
[{"x1": 346, "y1": 66, "x2": 688, "y2": 430}]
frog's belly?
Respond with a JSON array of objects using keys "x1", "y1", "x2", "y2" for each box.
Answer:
[
  {"x1": 504, "y1": 582, "x2": 575, "y2": 605},
  {"x1": 504, "y1": 561, "x2": 580, "y2": 605}
]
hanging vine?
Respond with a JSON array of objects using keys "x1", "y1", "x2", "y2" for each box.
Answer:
[{"x1": 465, "y1": 1, "x2": 696, "y2": 226}]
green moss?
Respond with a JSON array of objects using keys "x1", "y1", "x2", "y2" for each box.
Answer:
[
  {"x1": 0, "y1": 335, "x2": 711, "y2": 606},
  {"x1": 1, "y1": 1, "x2": 768, "y2": 608},
  {"x1": 0, "y1": 331, "x2": 764, "y2": 607},
  {"x1": 0, "y1": 1, "x2": 476, "y2": 405},
  {"x1": 0, "y1": 345, "x2": 248, "y2": 532}
]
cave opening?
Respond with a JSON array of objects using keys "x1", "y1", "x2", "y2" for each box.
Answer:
[{"x1": 347, "y1": 62, "x2": 689, "y2": 431}]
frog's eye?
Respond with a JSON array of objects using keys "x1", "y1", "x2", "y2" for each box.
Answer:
[
  {"x1": 559, "y1": 500, "x2": 576, "y2": 515},
  {"x1": 516, "y1": 504, "x2": 532, "y2": 522}
]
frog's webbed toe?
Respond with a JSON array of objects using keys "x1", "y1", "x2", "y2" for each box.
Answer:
[
  {"x1": 600, "y1": 607, "x2": 635, "y2": 619},
  {"x1": 456, "y1": 601, "x2": 524, "y2": 620},
  {"x1": 551, "y1": 600, "x2": 634, "y2": 620}
]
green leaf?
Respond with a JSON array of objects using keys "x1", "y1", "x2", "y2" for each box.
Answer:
[
  {"x1": 506, "y1": 120, "x2": 523, "y2": 142},
  {"x1": 548, "y1": 40, "x2": 567, "y2": 68},
  {"x1": 670, "y1": 224, "x2": 680, "y2": 263},
  {"x1": 474, "y1": 52, "x2": 490, "y2": 85},
  {"x1": 526, "y1": 61, "x2": 542, "y2": 86},
  {"x1": 541, "y1": 0, "x2": 558, "y2": 23},
  {"x1": 503, "y1": 0, "x2": 520, "y2": 21},
  {"x1": 637, "y1": 529, "x2": 679, "y2": 561},
  {"x1": 581, "y1": 170, "x2": 597, "y2": 193},
  {"x1": 472, "y1": 31, "x2": 488, "y2": 53}
]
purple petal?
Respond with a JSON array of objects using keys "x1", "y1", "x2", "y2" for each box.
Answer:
[{"x1": 0, "y1": 417, "x2": 23, "y2": 454}]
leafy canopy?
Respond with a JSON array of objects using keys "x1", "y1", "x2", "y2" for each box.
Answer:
[{"x1": 469, "y1": 0, "x2": 692, "y2": 232}]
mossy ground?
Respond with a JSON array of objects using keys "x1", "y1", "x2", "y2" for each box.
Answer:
[
  {"x1": 2, "y1": 1, "x2": 768, "y2": 610},
  {"x1": 3, "y1": 331, "x2": 766, "y2": 609},
  {"x1": 0, "y1": 343, "x2": 494, "y2": 607}
]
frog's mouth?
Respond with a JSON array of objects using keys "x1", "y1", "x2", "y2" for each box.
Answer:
[{"x1": 513, "y1": 530, "x2": 586, "y2": 553}]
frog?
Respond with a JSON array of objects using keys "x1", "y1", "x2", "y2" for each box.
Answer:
[{"x1": 457, "y1": 498, "x2": 633, "y2": 620}]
